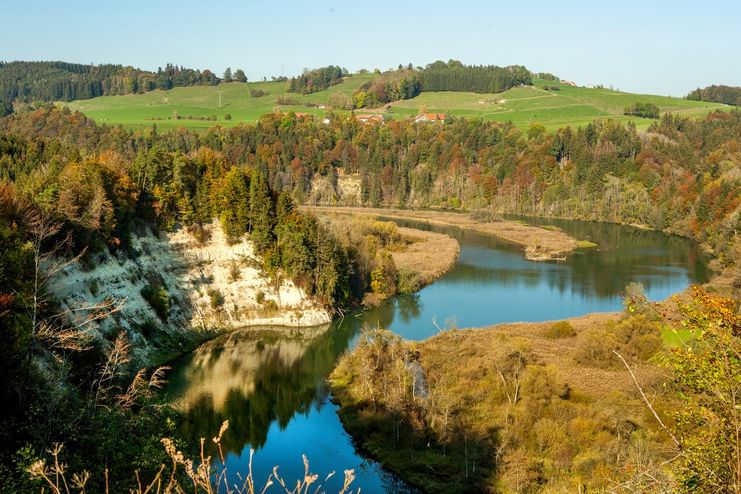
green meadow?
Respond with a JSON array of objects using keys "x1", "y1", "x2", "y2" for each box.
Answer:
[{"x1": 62, "y1": 75, "x2": 728, "y2": 131}]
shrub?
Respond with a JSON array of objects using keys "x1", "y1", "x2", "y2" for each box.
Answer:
[
  {"x1": 140, "y1": 284, "x2": 170, "y2": 321},
  {"x1": 573, "y1": 329, "x2": 617, "y2": 368},
  {"x1": 207, "y1": 288, "x2": 224, "y2": 309},
  {"x1": 223, "y1": 113, "x2": 232, "y2": 121},
  {"x1": 623, "y1": 102, "x2": 660, "y2": 118},
  {"x1": 255, "y1": 290, "x2": 266, "y2": 304},
  {"x1": 611, "y1": 315, "x2": 662, "y2": 360},
  {"x1": 88, "y1": 279, "x2": 99, "y2": 297},
  {"x1": 250, "y1": 89, "x2": 268, "y2": 98},
  {"x1": 544, "y1": 321, "x2": 576, "y2": 339},
  {"x1": 228, "y1": 260, "x2": 240, "y2": 282},
  {"x1": 137, "y1": 318, "x2": 159, "y2": 339}
]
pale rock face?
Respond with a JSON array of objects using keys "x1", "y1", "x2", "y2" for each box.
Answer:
[
  {"x1": 48, "y1": 223, "x2": 331, "y2": 357},
  {"x1": 308, "y1": 168, "x2": 361, "y2": 206}
]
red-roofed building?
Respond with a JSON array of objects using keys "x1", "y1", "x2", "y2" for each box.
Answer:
[{"x1": 415, "y1": 113, "x2": 446, "y2": 124}]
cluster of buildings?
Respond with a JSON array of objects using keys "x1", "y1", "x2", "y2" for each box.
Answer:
[{"x1": 280, "y1": 111, "x2": 446, "y2": 126}]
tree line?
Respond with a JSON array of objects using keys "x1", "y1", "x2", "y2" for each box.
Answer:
[
  {"x1": 0, "y1": 61, "x2": 249, "y2": 110},
  {"x1": 287, "y1": 65, "x2": 348, "y2": 94},
  {"x1": 1, "y1": 104, "x2": 738, "y2": 267},
  {"x1": 418, "y1": 59, "x2": 533, "y2": 93},
  {"x1": 687, "y1": 84, "x2": 741, "y2": 106}
]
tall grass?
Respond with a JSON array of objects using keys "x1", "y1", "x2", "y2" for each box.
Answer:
[{"x1": 28, "y1": 421, "x2": 357, "y2": 494}]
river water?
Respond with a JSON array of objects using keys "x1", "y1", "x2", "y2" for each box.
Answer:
[{"x1": 165, "y1": 218, "x2": 708, "y2": 492}]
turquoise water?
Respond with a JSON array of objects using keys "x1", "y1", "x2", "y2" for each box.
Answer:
[{"x1": 166, "y1": 218, "x2": 708, "y2": 492}]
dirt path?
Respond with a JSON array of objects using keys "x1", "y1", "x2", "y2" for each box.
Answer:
[{"x1": 306, "y1": 206, "x2": 579, "y2": 261}]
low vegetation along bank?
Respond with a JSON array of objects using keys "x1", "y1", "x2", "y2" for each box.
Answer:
[
  {"x1": 314, "y1": 212, "x2": 459, "y2": 305},
  {"x1": 309, "y1": 206, "x2": 579, "y2": 261},
  {"x1": 330, "y1": 286, "x2": 741, "y2": 493}
]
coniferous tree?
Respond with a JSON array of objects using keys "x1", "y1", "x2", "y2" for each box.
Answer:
[
  {"x1": 249, "y1": 166, "x2": 275, "y2": 253},
  {"x1": 220, "y1": 167, "x2": 250, "y2": 243}
]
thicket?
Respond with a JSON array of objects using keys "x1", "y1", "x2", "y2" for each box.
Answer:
[
  {"x1": 624, "y1": 102, "x2": 660, "y2": 118},
  {"x1": 352, "y1": 69, "x2": 421, "y2": 108}
]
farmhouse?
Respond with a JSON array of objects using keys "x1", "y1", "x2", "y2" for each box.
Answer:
[
  {"x1": 414, "y1": 113, "x2": 446, "y2": 124},
  {"x1": 355, "y1": 113, "x2": 385, "y2": 124}
]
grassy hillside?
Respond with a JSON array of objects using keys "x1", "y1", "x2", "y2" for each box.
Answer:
[
  {"x1": 62, "y1": 75, "x2": 727, "y2": 131},
  {"x1": 389, "y1": 79, "x2": 728, "y2": 130}
]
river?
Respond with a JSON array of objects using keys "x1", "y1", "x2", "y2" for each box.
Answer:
[{"x1": 165, "y1": 218, "x2": 708, "y2": 493}]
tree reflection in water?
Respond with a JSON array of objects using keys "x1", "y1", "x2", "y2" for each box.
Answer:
[{"x1": 168, "y1": 324, "x2": 349, "y2": 453}]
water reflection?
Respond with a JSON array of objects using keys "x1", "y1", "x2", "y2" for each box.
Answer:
[{"x1": 168, "y1": 325, "x2": 342, "y2": 452}]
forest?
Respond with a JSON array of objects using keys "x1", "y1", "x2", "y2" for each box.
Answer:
[
  {"x1": 419, "y1": 60, "x2": 533, "y2": 93},
  {"x1": 687, "y1": 84, "x2": 741, "y2": 106},
  {"x1": 0, "y1": 104, "x2": 739, "y2": 491},
  {"x1": 287, "y1": 65, "x2": 348, "y2": 94},
  {"x1": 0, "y1": 61, "x2": 226, "y2": 111}
]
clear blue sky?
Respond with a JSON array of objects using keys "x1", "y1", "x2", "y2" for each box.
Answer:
[{"x1": 2, "y1": 0, "x2": 739, "y2": 96}]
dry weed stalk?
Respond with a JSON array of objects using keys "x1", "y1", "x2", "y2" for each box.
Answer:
[
  {"x1": 29, "y1": 421, "x2": 358, "y2": 494},
  {"x1": 24, "y1": 207, "x2": 125, "y2": 356}
]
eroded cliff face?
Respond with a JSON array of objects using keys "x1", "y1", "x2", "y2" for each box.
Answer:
[
  {"x1": 48, "y1": 223, "x2": 330, "y2": 358},
  {"x1": 308, "y1": 169, "x2": 361, "y2": 205}
]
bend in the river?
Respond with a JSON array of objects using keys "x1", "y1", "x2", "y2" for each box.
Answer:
[{"x1": 166, "y1": 217, "x2": 709, "y2": 492}]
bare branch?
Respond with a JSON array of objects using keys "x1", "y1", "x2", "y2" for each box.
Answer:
[{"x1": 613, "y1": 350, "x2": 682, "y2": 449}]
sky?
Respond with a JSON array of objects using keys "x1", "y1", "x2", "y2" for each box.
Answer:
[{"x1": 2, "y1": 0, "x2": 740, "y2": 96}]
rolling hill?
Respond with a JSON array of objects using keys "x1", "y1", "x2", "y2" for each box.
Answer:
[{"x1": 61, "y1": 75, "x2": 728, "y2": 131}]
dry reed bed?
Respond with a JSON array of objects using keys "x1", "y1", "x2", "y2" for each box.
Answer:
[
  {"x1": 392, "y1": 226, "x2": 460, "y2": 288},
  {"x1": 306, "y1": 206, "x2": 578, "y2": 261},
  {"x1": 420, "y1": 312, "x2": 662, "y2": 399}
]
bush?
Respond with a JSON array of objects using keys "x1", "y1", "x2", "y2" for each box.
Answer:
[
  {"x1": 573, "y1": 329, "x2": 617, "y2": 368},
  {"x1": 137, "y1": 318, "x2": 159, "y2": 339},
  {"x1": 610, "y1": 315, "x2": 662, "y2": 360},
  {"x1": 624, "y1": 102, "x2": 660, "y2": 118},
  {"x1": 228, "y1": 260, "x2": 240, "y2": 282},
  {"x1": 544, "y1": 321, "x2": 576, "y2": 339},
  {"x1": 140, "y1": 284, "x2": 170, "y2": 321},
  {"x1": 255, "y1": 290, "x2": 266, "y2": 304},
  {"x1": 250, "y1": 89, "x2": 268, "y2": 98},
  {"x1": 223, "y1": 113, "x2": 232, "y2": 121},
  {"x1": 207, "y1": 288, "x2": 224, "y2": 309}
]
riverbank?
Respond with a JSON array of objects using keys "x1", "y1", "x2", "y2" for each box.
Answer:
[
  {"x1": 306, "y1": 206, "x2": 579, "y2": 261},
  {"x1": 330, "y1": 308, "x2": 678, "y2": 493}
]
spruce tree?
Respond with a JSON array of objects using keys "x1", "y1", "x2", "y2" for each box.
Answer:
[
  {"x1": 220, "y1": 167, "x2": 250, "y2": 243},
  {"x1": 249, "y1": 166, "x2": 275, "y2": 253}
]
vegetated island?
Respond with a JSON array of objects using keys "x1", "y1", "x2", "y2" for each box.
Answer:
[{"x1": 308, "y1": 206, "x2": 579, "y2": 261}]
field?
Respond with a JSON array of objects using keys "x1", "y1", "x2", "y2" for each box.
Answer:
[{"x1": 62, "y1": 75, "x2": 728, "y2": 131}]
